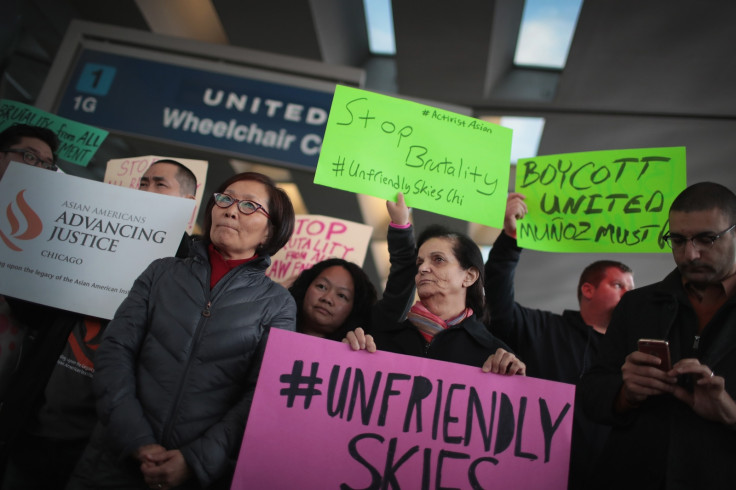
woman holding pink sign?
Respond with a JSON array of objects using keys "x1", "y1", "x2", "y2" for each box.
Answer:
[
  {"x1": 289, "y1": 192, "x2": 416, "y2": 343},
  {"x1": 350, "y1": 225, "x2": 526, "y2": 375},
  {"x1": 67, "y1": 172, "x2": 296, "y2": 490}
]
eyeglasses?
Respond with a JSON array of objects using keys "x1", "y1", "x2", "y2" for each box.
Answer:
[
  {"x1": 1, "y1": 148, "x2": 57, "y2": 171},
  {"x1": 213, "y1": 193, "x2": 270, "y2": 219},
  {"x1": 662, "y1": 224, "x2": 736, "y2": 250}
]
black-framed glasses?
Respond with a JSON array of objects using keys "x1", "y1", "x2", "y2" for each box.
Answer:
[
  {"x1": 662, "y1": 224, "x2": 736, "y2": 250},
  {"x1": 213, "y1": 193, "x2": 270, "y2": 219},
  {"x1": 1, "y1": 148, "x2": 57, "y2": 171}
]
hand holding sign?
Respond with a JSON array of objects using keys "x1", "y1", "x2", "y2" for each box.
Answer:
[
  {"x1": 481, "y1": 347, "x2": 527, "y2": 375},
  {"x1": 233, "y1": 329, "x2": 574, "y2": 489},
  {"x1": 341, "y1": 327, "x2": 377, "y2": 353},
  {"x1": 504, "y1": 192, "x2": 528, "y2": 237},
  {"x1": 0, "y1": 163, "x2": 194, "y2": 319},
  {"x1": 515, "y1": 147, "x2": 687, "y2": 253},
  {"x1": 386, "y1": 192, "x2": 410, "y2": 226}
]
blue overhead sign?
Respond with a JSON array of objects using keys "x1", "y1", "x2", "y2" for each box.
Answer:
[{"x1": 56, "y1": 49, "x2": 334, "y2": 170}]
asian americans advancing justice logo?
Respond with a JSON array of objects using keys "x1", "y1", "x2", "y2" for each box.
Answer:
[{"x1": 0, "y1": 190, "x2": 43, "y2": 252}]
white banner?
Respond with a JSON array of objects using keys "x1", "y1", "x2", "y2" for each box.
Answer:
[{"x1": 0, "y1": 162, "x2": 195, "y2": 319}]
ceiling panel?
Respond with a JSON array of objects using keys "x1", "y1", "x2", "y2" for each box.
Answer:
[{"x1": 556, "y1": 0, "x2": 736, "y2": 116}]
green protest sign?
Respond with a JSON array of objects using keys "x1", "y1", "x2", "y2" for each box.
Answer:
[
  {"x1": 314, "y1": 85, "x2": 512, "y2": 227},
  {"x1": 515, "y1": 147, "x2": 687, "y2": 253},
  {"x1": 0, "y1": 99, "x2": 108, "y2": 167}
]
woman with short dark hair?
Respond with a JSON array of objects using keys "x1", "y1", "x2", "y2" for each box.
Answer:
[
  {"x1": 288, "y1": 193, "x2": 416, "y2": 343},
  {"x1": 67, "y1": 172, "x2": 296, "y2": 490}
]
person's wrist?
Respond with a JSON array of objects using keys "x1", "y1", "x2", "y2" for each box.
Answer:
[
  {"x1": 390, "y1": 221, "x2": 411, "y2": 229},
  {"x1": 614, "y1": 388, "x2": 640, "y2": 413}
]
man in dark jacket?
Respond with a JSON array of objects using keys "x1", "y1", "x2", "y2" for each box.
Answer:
[
  {"x1": 484, "y1": 192, "x2": 634, "y2": 490},
  {"x1": 580, "y1": 182, "x2": 736, "y2": 490},
  {"x1": 0, "y1": 123, "x2": 89, "y2": 489}
]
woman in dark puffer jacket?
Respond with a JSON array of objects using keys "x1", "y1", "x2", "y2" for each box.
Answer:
[{"x1": 67, "y1": 172, "x2": 296, "y2": 490}]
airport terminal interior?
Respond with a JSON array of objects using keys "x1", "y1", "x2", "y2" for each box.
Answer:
[{"x1": 2, "y1": 0, "x2": 736, "y2": 312}]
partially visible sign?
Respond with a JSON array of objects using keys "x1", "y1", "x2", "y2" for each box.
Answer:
[
  {"x1": 104, "y1": 156, "x2": 208, "y2": 234},
  {"x1": 55, "y1": 49, "x2": 334, "y2": 170},
  {"x1": 233, "y1": 329, "x2": 575, "y2": 489},
  {"x1": 516, "y1": 147, "x2": 687, "y2": 253},
  {"x1": 266, "y1": 214, "x2": 373, "y2": 283},
  {"x1": 0, "y1": 99, "x2": 108, "y2": 167},
  {"x1": 314, "y1": 85, "x2": 513, "y2": 228},
  {"x1": 0, "y1": 163, "x2": 194, "y2": 319}
]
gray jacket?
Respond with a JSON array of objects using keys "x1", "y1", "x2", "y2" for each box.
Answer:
[{"x1": 91, "y1": 241, "x2": 296, "y2": 488}]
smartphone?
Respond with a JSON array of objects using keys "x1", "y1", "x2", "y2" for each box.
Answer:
[{"x1": 638, "y1": 339, "x2": 671, "y2": 371}]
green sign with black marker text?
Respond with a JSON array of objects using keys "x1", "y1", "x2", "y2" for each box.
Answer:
[
  {"x1": 515, "y1": 147, "x2": 687, "y2": 253},
  {"x1": 314, "y1": 85, "x2": 513, "y2": 227},
  {"x1": 0, "y1": 99, "x2": 108, "y2": 167}
]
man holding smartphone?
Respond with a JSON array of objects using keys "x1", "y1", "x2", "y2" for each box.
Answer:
[{"x1": 580, "y1": 182, "x2": 736, "y2": 490}]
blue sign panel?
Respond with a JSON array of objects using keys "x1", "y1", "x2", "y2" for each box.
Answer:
[
  {"x1": 75, "y1": 63, "x2": 117, "y2": 96},
  {"x1": 56, "y1": 49, "x2": 334, "y2": 170}
]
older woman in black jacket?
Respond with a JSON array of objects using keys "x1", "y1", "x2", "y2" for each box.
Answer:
[
  {"x1": 67, "y1": 172, "x2": 296, "y2": 490},
  {"x1": 355, "y1": 225, "x2": 526, "y2": 375}
]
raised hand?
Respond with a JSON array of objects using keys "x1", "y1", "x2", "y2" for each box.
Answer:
[
  {"x1": 386, "y1": 192, "x2": 410, "y2": 226},
  {"x1": 504, "y1": 192, "x2": 527, "y2": 237}
]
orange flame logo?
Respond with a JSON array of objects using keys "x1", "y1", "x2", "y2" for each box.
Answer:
[{"x1": 0, "y1": 190, "x2": 43, "y2": 251}]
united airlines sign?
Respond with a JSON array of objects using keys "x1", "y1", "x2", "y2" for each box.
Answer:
[{"x1": 56, "y1": 49, "x2": 335, "y2": 170}]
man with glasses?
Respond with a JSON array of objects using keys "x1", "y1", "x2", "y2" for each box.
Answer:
[
  {"x1": 0, "y1": 134, "x2": 197, "y2": 487},
  {"x1": 0, "y1": 124, "x2": 61, "y2": 398},
  {"x1": 0, "y1": 123, "x2": 59, "y2": 179},
  {"x1": 580, "y1": 182, "x2": 736, "y2": 490},
  {"x1": 0, "y1": 124, "x2": 101, "y2": 489},
  {"x1": 0, "y1": 123, "x2": 89, "y2": 488}
]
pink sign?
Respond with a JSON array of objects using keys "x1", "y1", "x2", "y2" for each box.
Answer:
[
  {"x1": 233, "y1": 329, "x2": 574, "y2": 489},
  {"x1": 266, "y1": 214, "x2": 373, "y2": 283}
]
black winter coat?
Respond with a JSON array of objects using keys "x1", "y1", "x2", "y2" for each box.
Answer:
[
  {"x1": 372, "y1": 313, "x2": 512, "y2": 368},
  {"x1": 71, "y1": 241, "x2": 296, "y2": 489},
  {"x1": 580, "y1": 269, "x2": 736, "y2": 490},
  {"x1": 484, "y1": 231, "x2": 608, "y2": 490}
]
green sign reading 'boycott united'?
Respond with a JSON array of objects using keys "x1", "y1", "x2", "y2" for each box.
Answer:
[
  {"x1": 314, "y1": 85, "x2": 513, "y2": 228},
  {"x1": 0, "y1": 99, "x2": 108, "y2": 167},
  {"x1": 515, "y1": 147, "x2": 687, "y2": 253}
]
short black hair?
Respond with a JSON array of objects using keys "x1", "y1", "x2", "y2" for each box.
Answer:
[
  {"x1": 202, "y1": 172, "x2": 295, "y2": 256},
  {"x1": 0, "y1": 124, "x2": 60, "y2": 159},
  {"x1": 577, "y1": 260, "x2": 633, "y2": 302},
  {"x1": 148, "y1": 159, "x2": 197, "y2": 196},
  {"x1": 670, "y1": 182, "x2": 736, "y2": 223},
  {"x1": 416, "y1": 224, "x2": 485, "y2": 315},
  {"x1": 289, "y1": 258, "x2": 378, "y2": 340}
]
